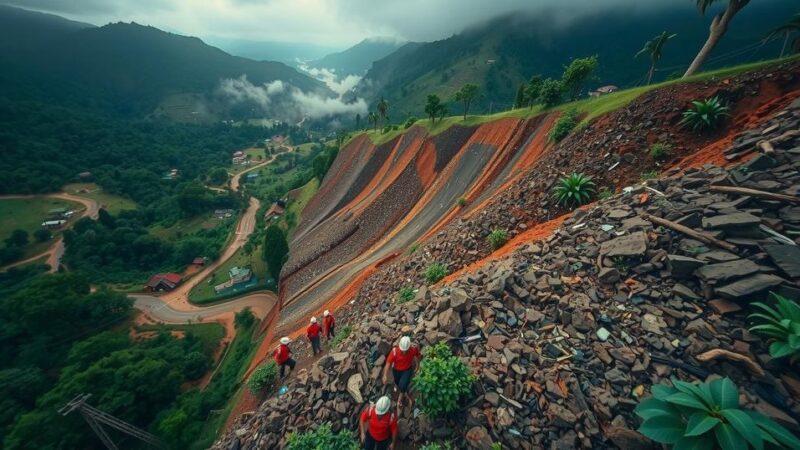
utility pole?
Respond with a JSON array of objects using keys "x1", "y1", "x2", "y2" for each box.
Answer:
[{"x1": 59, "y1": 394, "x2": 163, "y2": 450}]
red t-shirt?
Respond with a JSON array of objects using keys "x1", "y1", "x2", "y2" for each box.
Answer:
[
  {"x1": 273, "y1": 344, "x2": 290, "y2": 365},
  {"x1": 323, "y1": 315, "x2": 335, "y2": 334},
  {"x1": 360, "y1": 406, "x2": 397, "y2": 441},
  {"x1": 307, "y1": 322, "x2": 322, "y2": 339},
  {"x1": 387, "y1": 346, "x2": 420, "y2": 371}
]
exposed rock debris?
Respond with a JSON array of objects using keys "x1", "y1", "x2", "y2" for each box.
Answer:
[{"x1": 216, "y1": 93, "x2": 800, "y2": 449}]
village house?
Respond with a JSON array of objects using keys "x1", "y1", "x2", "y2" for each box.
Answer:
[
  {"x1": 589, "y1": 85, "x2": 619, "y2": 98},
  {"x1": 41, "y1": 219, "x2": 67, "y2": 229},
  {"x1": 264, "y1": 202, "x2": 285, "y2": 222},
  {"x1": 213, "y1": 266, "x2": 253, "y2": 294},
  {"x1": 144, "y1": 273, "x2": 183, "y2": 292},
  {"x1": 213, "y1": 209, "x2": 235, "y2": 219},
  {"x1": 192, "y1": 256, "x2": 206, "y2": 266}
]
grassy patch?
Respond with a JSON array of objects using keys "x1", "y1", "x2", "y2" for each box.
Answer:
[
  {"x1": 63, "y1": 183, "x2": 137, "y2": 214},
  {"x1": 424, "y1": 262, "x2": 447, "y2": 284},
  {"x1": 283, "y1": 178, "x2": 319, "y2": 237},
  {"x1": 0, "y1": 197, "x2": 83, "y2": 260},
  {"x1": 150, "y1": 215, "x2": 224, "y2": 240},
  {"x1": 397, "y1": 287, "x2": 416, "y2": 303},
  {"x1": 136, "y1": 322, "x2": 225, "y2": 355},
  {"x1": 188, "y1": 245, "x2": 269, "y2": 304},
  {"x1": 328, "y1": 325, "x2": 353, "y2": 349}
]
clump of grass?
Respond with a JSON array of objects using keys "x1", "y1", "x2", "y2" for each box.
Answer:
[
  {"x1": 328, "y1": 325, "x2": 352, "y2": 348},
  {"x1": 598, "y1": 187, "x2": 613, "y2": 200},
  {"x1": 680, "y1": 96, "x2": 730, "y2": 131},
  {"x1": 424, "y1": 262, "x2": 447, "y2": 284},
  {"x1": 456, "y1": 197, "x2": 467, "y2": 207},
  {"x1": 408, "y1": 243, "x2": 419, "y2": 254},
  {"x1": 397, "y1": 287, "x2": 416, "y2": 303},
  {"x1": 548, "y1": 109, "x2": 578, "y2": 142},
  {"x1": 553, "y1": 173, "x2": 595, "y2": 207},
  {"x1": 649, "y1": 142, "x2": 672, "y2": 160},
  {"x1": 640, "y1": 170, "x2": 659, "y2": 181},
  {"x1": 487, "y1": 228, "x2": 508, "y2": 250}
]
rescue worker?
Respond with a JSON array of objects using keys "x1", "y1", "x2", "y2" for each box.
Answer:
[
  {"x1": 359, "y1": 396, "x2": 397, "y2": 450},
  {"x1": 323, "y1": 309, "x2": 336, "y2": 341},
  {"x1": 382, "y1": 336, "x2": 420, "y2": 410},
  {"x1": 272, "y1": 336, "x2": 296, "y2": 378},
  {"x1": 307, "y1": 316, "x2": 322, "y2": 355}
]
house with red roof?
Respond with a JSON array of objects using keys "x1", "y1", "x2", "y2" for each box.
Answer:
[{"x1": 144, "y1": 273, "x2": 183, "y2": 292}]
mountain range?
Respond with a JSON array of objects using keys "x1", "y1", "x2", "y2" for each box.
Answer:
[{"x1": 306, "y1": 37, "x2": 406, "y2": 77}]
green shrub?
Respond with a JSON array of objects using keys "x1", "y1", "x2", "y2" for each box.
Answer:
[
  {"x1": 649, "y1": 142, "x2": 672, "y2": 160},
  {"x1": 641, "y1": 170, "x2": 659, "y2": 181},
  {"x1": 404, "y1": 117, "x2": 418, "y2": 129},
  {"x1": 636, "y1": 377, "x2": 800, "y2": 449},
  {"x1": 247, "y1": 361, "x2": 278, "y2": 393},
  {"x1": 553, "y1": 173, "x2": 595, "y2": 207},
  {"x1": 420, "y1": 442, "x2": 454, "y2": 450},
  {"x1": 408, "y1": 243, "x2": 419, "y2": 254},
  {"x1": 680, "y1": 96, "x2": 730, "y2": 131},
  {"x1": 414, "y1": 343, "x2": 475, "y2": 417},
  {"x1": 424, "y1": 263, "x2": 447, "y2": 284},
  {"x1": 286, "y1": 423, "x2": 359, "y2": 450},
  {"x1": 397, "y1": 287, "x2": 416, "y2": 303},
  {"x1": 487, "y1": 228, "x2": 508, "y2": 250},
  {"x1": 328, "y1": 325, "x2": 352, "y2": 349},
  {"x1": 234, "y1": 307, "x2": 255, "y2": 329},
  {"x1": 548, "y1": 109, "x2": 577, "y2": 142},
  {"x1": 457, "y1": 197, "x2": 467, "y2": 207},
  {"x1": 749, "y1": 292, "x2": 800, "y2": 361},
  {"x1": 598, "y1": 187, "x2": 613, "y2": 200}
]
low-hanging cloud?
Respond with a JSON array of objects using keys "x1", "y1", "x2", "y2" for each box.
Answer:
[
  {"x1": 297, "y1": 64, "x2": 362, "y2": 96},
  {"x1": 217, "y1": 75, "x2": 367, "y2": 123}
]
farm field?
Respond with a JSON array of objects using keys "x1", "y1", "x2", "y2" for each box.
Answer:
[
  {"x1": 63, "y1": 183, "x2": 137, "y2": 214},
  {"x1": 0, "y1": 197, "x2": 82, "y2": 260}
]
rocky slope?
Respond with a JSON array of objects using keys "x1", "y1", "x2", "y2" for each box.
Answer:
[{"x1": 217, "y1": 71, "x2": 800, "y2": 449}]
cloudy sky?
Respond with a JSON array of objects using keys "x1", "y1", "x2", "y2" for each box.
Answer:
[{"x1": 5, "y1": 0, "x2": 694, "y2": 48}]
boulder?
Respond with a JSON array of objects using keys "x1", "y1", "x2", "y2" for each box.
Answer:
[
  {"x1": 438, "y1": 308, "x2": 464, "y2": 337},
  {"x1": 465, "y1": 426, "x2": 494, "y2": 449},
  {"x1": 347, "y1": 374, "x2": 363, "y2": 403}
]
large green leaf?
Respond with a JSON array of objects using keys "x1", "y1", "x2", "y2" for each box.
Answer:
[
  {"x1": 769, "y1": 341, "x2": 795, "y2": 359},
  {"x1": 715, "y1": 423, "x2": 747, "y2": 450},
  {"x1": 638, "y1": 415, "x2": 686, "y2": 444},
  {"x1": 750, "y1": 411, "x2": 800, "y2": 449},
  {"x1": 666, "y1": 392, "x2": 709, "y2": 410},
  {"x1": 685, "y1": 411, "x2": 720, "y2": 437},
  {"x1": 750, "y1": 302, "x2": 782, "y2": 320},
  {"x1": 721, "y1": 409, "x2": 762, "y2": 450},
  {"x1": 788, "y1": 334, "x2": 800, "y2": 350},
  {"x1": 652, "y1": 384, "x2": 677, "y2": 400},
  {"x1": 673, "y1": 434, "x2": 714, "y2": 450},
  {"x1": 673, "y1": 379, "x2": 714, "y2": 408},
  {"x1": 634, "y1": 398, "x2": 675, "y2": 420},
  {"x1": 709, "y1": 378, "x2": 738, "y2": 410},
  {"x1": 749, "y1": 323, "x2": 789, "y2": 339}
]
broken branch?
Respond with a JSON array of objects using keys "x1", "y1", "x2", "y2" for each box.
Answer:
[
  {"x1": 695, "y1": 349, "x2": 765, "y2": 378},
  {"x1": 641, "y1": 214, "x2": 739, "y2": 253},
  {"x1": 710, "y1": 185, "x2": 800, "y2": 205}
]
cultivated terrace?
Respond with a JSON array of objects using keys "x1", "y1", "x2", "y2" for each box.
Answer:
[{"x1": 215, "y1": 87, "x2": 800, "y2": 446}]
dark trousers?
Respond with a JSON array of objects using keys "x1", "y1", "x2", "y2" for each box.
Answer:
[
  {"x1": 279, "y1": 358, "x2": 295, "y2": 377},
  {"x1": 310, "y1": 336, "x2": 321, "y2": 354},
  {"x1": 393, "y1": 367, "x2": 413, "y2": 393},
  {"x1": 363, "y1": 434, "x2": 390, "y2": 450},
  {"x1": 326, "y1": 324, "x2": 336, "y2": 339}
]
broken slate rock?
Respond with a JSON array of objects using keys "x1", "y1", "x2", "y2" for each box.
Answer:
[
  {"x1": 598, "y1": 267, "x2": 621, "y2": 284},
  {"x1": 763, "y1": 244, "x2": 800, "y2": 278},
  {"x1": 715, "y1": 274, "x2": 785, "y2": 300},
  {"x1": 703, "y1": 212, "x2": 761, "y2": 229},
  {"x1": 600, "y1": 231, "x2": 648, "y2": 258},
  {"x1": 695, "y1": 259, "x2": 761, "y2": 284},
  {"x1": 667, "y1": 254, "x2": 705, "y2": 278}
]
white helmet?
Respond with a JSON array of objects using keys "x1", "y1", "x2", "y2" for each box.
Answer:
[
  {"x1": 310, "y1": 317, "x2": 317, "y2": 324},
  {"x1": 399, "y1": 336, "x2": 411, "y2": 352},
  {"x1": 280, "y1": 337, "x2": 290, "y2": 345},
  {"x1": 324, "y1": 310, "x2": 330, "y2": 317},
  {"x1": 375, "y1": 396, "x2": 391, "y2": 415}
]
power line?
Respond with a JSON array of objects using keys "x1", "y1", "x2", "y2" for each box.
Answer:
[{"x1": 59, "y1": 394, "x2": 163, "y2": 449}]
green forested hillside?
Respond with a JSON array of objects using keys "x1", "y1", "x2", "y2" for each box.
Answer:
[{"x1": 309, "y1": 37, "x2": 406, "y2": 76}]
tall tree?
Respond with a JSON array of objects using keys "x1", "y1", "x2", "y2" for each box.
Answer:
[
  {"x1": 683, "y1": 0, "x2": 751, "y2": 78},
  {"x1": 424, "y1": 94, "x2": 446, "y2": 124},
  {"x1": 514, "y1": 84, "x2": 526, "y2": 109},
  {"x1": 367, "y1": 111, "x2": 378, "y2": 132},
  {"x1": 262, "y1": 225, "x2": 288, "y2": 281},
  {"x1": 767, "y1": 13, "x2": 800, "y2": 58},
  {"x1": 525, "y1": 75, "x2": 544, "y2": 109},
  {"x1": 539, "y1": 79, "x2": 564, "y2": 108},
  {"x1": 376, "y1": 97, "x2": 389, "y2": 128},
  {"x1": 636, "y1": 31, "x2": 678, "y2": 84},
  {"x1": 561, "y1": 56, "x2": 599, "y2": 101},
  {"x1": 454, "y1": 84, "x2": 479, "y2": 120}
]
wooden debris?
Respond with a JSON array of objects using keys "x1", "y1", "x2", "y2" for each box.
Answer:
[
  {"x1": 710, "y1": 185, "x2": 800, "y2": 205},
  {"x1": 696, "y1": 348, "x2": 765, "y2": 378},
  {"x1": 641, "y1": 213, "x2": 738, "y2": 253}
]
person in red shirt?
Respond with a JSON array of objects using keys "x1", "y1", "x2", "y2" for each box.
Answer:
[
  {"x1": 323, "y1": 309, "x2": 336, "y2": 341},
  {"x1": 382, "y1": 336, "x2": 421, "y2": 410},
  {"x1": 272, "y1": 337, "x2": 295, "y2": 378},
  {"x1": 307, "y1": 316, "x2": 322, "y2": 355},
  {"x1": 359, "y1": 396, "x2": 397, "y2": 450}
]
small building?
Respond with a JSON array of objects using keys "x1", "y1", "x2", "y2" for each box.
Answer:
[
  {"x1": 233, "y1": 150, "x2": 244, "y2": 157},
  {"x1": 245, "y1": 172, "x2": 259, "y2": 183},
  {"x1": 264, "y1": 203, "x2": 285, "y2": 222},
  {"x1": 589, "y1": 85, "x2": 619, "y2": 98},
  {"x1": 213, "y1": 209, "x2": 235, "y2": 219},
  {"x1": 144, "y1": 273, "x2": 183, "y2": 292},
  {"x1": 192, "y1": 257, "x2": 206, "y2": 266},
  {"x1": 48, "y1": 207, "x2": 68, "y2": 218},
  {"x1": 163, "y1": 169, "x2": 179, "y2": 180},
  {"x1": 78, "y1": 171, "x2": 92, "y2": 179},
  {"x1": 214, "y1": 266, "x2": 254, "y2": 294},
  {"x1": 41, "y1": 220, "x2": 67, "y2": 229}
]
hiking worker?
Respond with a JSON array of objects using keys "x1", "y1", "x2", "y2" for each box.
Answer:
[
  {"x1": 359, "y1": 396, "x2": 397, "y2": 450},
  {"x1": 307, "y1": 316, "x2": 322, "y2": 355},
  {"x1": 382, "y1": 336, "x2": 421, "y2": 409},
  {"x1": 323, "y1": 309, "x2": 336, "y2": 341},
  {"x1": 272, "y1": 337, "x2": 296, "y2": 378}
]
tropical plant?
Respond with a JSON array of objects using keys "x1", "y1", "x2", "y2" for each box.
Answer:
[
  {"x1": 525, "y1": 75, "x2": 544, "y2": 108},
  {"x1": 457, "y1": 197, "x2": 467, "y2": 207},
  {"x1": 286, "y1": 423, "x2": 359, "y2": 450},
  {"x1": 487, "y1": 228, "x2": 508, "y2": 250},
  {"x1": 553, "y1": 173, "x2": 596, "y2": 207},
  {"x1": 749, "y1": 292, "x2": 800, "y2": 361},
  {"x1": 684, "y1": 0, "x2": 751, "y2": 77},
  {"x1": 424, "y1": 262, "x2": 447, "y2": 284},
  {"x1": 414, "y1": 343, "x2": 475, "y2": 417},
  {"x1": 635, "y1": 377, "x2": 800, "y2": 449},
  {"x1": 377, "y1": 97, "x2": 389, "y2": 128},
  {"x1": 650, "y1": 142, "x2": 673, "y2": 160},
  {"x1": 539, "y1": 78, "x2": 564, "y2": 107},
  {"x1": 636, "y1": 31, "x2": 678, "y2": 84},
  {"x1": 247, "y1": 361, "x2": 278, "y2": 393},
  {"x1": 397, "y1": 287, "x2": 416, "y2": 303},
  {"x1": 561, "y1": 55, "x2": 599, "y2": 100},
  {"x1": 680, "y1": 96, "x2": 730, "y2": 131},
  {"x1": 425, "y1": 94, "x2": 447, "y2": 124},
  {"x1": 367, "y1": 111, "x2": 378, "y2": 132},
  {"x1": 766, "y1": 13, "x2": 800, "y2": 58},
  {"x1": 455, "y1": 84, "x2": 480, "y2": 120},
  {"x1": 548, "y1": 109, "x2": 578, "y2": 142}
]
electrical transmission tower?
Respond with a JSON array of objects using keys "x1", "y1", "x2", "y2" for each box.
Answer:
[{"x1": 59, "y1": 394, "x2": 163, "y2": 450}]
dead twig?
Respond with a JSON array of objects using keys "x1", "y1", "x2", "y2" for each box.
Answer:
[
  {"x1": 695, "y1": 348, "x2": 765, "y2": 378},
  {"x1": 641, "y1": 214, "x2": 738, "y2": 253},
  {"x1": 710, "y1": 185, "x2": 800, "y2": 205}
]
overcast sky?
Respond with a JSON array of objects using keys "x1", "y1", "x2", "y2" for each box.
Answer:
[{"x1": 3, "y1": 0, "x2": 761, "y2": 48}]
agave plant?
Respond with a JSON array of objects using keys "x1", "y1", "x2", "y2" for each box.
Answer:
[
  {"x1": 636, "y1": 377, "x2": 800, "y2": 449},
  {"x1": 749, "y1": 293, "x2": 800, "y2": 361},
  {"x1": 553, "y1": 173, "x2": 595, "y2": 207},
  {"x1": 680, "y1": 96, "x2": 730, "y2": 131}
]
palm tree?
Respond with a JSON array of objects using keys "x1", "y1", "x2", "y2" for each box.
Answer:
[
  {"x1": 636, "y1": 31, "x2": 677, "y2": 85},
  {"x1": 367, "y1": 112, "x2": 378, "y2": 132},
  {"x1": 376, "y1": 97, "x2": 389, "y2": 128},
  {"x1": 767, "y1": 14, "x2": 800, "y2": 58},
  {"x1": 683, "y1": 0, "x2": 751, "y2": 78}
]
